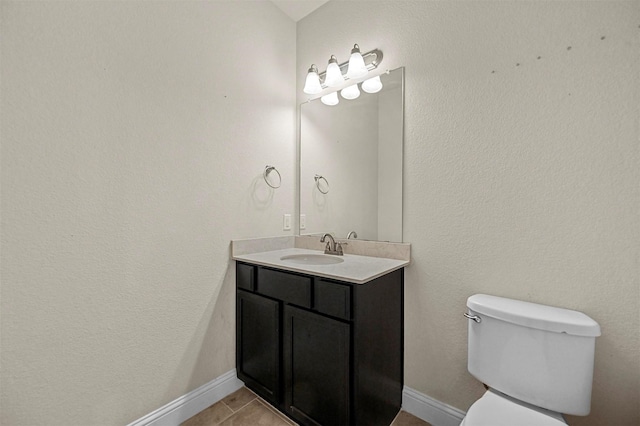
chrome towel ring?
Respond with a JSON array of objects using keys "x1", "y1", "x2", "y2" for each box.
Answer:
[
  {"x1": 264, "y1": 165, "x2": 281, "y2": 189},
  {"x1": 314, "y1": 174, "x2": 329, "y2": 194}
]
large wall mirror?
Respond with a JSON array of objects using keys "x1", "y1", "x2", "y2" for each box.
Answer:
[{"x1": 299, "y1": 67, "x2": 404, "y2": 242}]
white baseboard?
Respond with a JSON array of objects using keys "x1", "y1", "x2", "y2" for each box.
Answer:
[
  {"x1": 402, "y1": 386, "x2": 466, "y2": 426},
  {"x1": 127, "y1": 369, "x2": 244, "y2": 426},
  {"x1": 127, "y1": 371, "x2": 462, "y2": 426}
]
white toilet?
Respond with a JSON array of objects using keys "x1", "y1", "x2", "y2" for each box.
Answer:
[{"x1": 461, "y1": 294, "x2": 601, "y2": 426}]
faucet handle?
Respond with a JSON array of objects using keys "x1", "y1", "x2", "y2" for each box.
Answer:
[{"x1": 336, "y1": 242, "x2": 345, "y2": 255}]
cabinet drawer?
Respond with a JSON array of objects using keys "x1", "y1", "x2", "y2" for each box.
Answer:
[
  {"x1": 237, "y1": 263, "x2": 256, "y2": 291},
  {"x1": 257, "y1": 268, "x2": 311, "y2": 308},
  {"x1": 314, "y1": 279, "x2": 351, "y2": 320}
]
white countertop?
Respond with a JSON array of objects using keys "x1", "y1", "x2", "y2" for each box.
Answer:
[{"x1": 232, "y1": 248, "x2": 409, "y2": 284}]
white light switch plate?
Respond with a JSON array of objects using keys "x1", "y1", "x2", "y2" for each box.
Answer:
[
  {"x1": 283, "y1": 214, "x2": 291, "y2": 231},
  {"x1": 300, "y1": 214, "x2": 306, "y2": 230}
]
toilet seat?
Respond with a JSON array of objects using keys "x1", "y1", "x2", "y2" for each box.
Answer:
[{"x1": 461, "y1": 389, "x2": 567, "y2": 426}]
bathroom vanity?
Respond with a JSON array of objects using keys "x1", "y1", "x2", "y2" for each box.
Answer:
[
  {"x1": 233, "y1": 242, "x2": 407, "y2": 426},
  {"x1": 233, "y1": 64, "x2": 407, "y2": 425}
]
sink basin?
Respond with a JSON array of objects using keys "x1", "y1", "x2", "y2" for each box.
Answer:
[{"x1": 280, "y1": 254, "x2": 345, "y2": 265}]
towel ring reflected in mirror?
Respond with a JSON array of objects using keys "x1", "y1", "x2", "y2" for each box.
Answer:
[
  {"x1": 314, "y1": 174, "x2": 329, "y2": 194},
  {"x1": 264, "y1": 165, "x2": 281, "y2": 189}
]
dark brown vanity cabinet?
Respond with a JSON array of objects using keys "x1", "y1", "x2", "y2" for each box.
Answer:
[{"x1": 236, "y1": 261, "x2": 404, "y2": 426}]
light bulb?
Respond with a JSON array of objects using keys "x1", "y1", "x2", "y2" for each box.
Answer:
[
  {"x1": 346, "y1": 44, "x2": 368, "y2": 79},
  {"x1": 321, "y1": 91, "x2": 339, "y2": 106},
  {"x1": 324, "y1": 55, "x2": 344, "y2": 87},
  {"x1": 340, "y1": 84, "x2": 360, "y2": 100},
  {"x1": 303, "y1": 64, "x2": 322, "y2": 95},
  {"x1": 362, "y1": 75, "x2": 383, "y2": 94}
]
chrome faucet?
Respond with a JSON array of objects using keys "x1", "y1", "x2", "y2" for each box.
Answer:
[
  {"x1": 320, "y1": 233, "x2": 343, "y2": 255},
  {"x1": 347, "y1": 231, "x2": 358, "y2": 239}
]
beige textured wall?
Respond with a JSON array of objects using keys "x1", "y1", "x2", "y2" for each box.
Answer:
[
  {"x1": 297, "y1": 1, "x2": 639, "y2": 425},
  {"x1": 0, "y1": 1, "x2": 295, "y2": 425}
]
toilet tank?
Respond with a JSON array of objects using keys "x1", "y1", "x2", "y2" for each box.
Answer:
[{"x1": 466, "y1": 294, "x2": 601, "y2": 416}]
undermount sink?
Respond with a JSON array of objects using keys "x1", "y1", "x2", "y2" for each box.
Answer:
[{"x1": 280, "y1": 253, "x2": 345, "y2": 265}]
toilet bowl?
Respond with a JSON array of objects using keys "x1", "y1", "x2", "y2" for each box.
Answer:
[
  {"x1": 462, "y1": 294, "x2": 600, "y2": 425},
  {"x1": 460, "y1": 389, "x2": 566, "y2": 426}
]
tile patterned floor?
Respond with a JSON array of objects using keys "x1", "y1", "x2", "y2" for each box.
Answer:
[{"x1": 181, "y1": 387, "x2": 431, "y2": 426}]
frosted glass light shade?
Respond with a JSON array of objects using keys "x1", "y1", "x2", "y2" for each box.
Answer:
[
  {"x1": 303, "y1": 65, "x2": 322, "y2": 95},
  {"x1": 362, "y1": 75, "x2": 383, "y2": 93},
  {"x1": 346, "y1": 44, "x2": 368, "y2": 79},
  {"x1": 324, "y1": 55, "x2": 344, "y2": 87},
  {"x1": 321, "y1": 91, "x2": 339, "y2": 106},
  {"x1": 340, "y1": 84, "x2": 360, "y2": 100}
]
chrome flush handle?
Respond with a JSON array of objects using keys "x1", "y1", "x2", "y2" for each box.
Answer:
[{"x1": 464, "y1": 312, "x2": 482, "y2": 323}]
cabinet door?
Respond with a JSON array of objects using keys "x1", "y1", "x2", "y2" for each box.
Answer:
[
  {"x1": 236, "y1": 290, "x2": 280, "y2": 404},
  {"x1": 284, "y1": 305, "x2": 350, "y2": 426}
]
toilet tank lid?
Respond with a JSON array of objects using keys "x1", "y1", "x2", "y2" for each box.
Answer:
[{"x1": 467, "y1": 294, "x2": 601, "y2": 337}]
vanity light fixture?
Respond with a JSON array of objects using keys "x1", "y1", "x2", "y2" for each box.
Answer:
[
  {"x1": 302, "y1": 44, "x2": 383, "y2": 96},
  {"x1": 324, "y1": 55, "x2": 344, "y2": 87},
  {"x1": 303, "y1": 64, "x2": 322, "y2": 95},
  {"x1": 321, "y1": 91, "x2": 339, "y2": 106},
  {"x1": 346, "y1": 44, "x2": 368, "y2": 79},
  {"x1": 340, "y1": 84, "x2": 360, "y2": 100},
  {"x1": 362, "y1": 75, "x2": 383, "y2": 94}
]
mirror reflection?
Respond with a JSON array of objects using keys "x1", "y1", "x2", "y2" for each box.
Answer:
[{"x1": 300, "y1": 67, "x2": 404, "y2": 242}]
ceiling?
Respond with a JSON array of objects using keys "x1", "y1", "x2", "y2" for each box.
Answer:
[{"x1": 271, "y1": 0, "x2": 329, "y2": 22}]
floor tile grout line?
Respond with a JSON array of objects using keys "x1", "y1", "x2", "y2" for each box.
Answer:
[
  {"x1": 220, "y1": 399, "x2": 235, "y2": 412},
  {"x1": 215, "y1": 401, "x2": 236, "y2": 425},
  {"x1": 255, "y1": 397, "x2": 298, "y2": 425},
  {"x1": 228, "y1": 399, "x2": 253, "y2": 414},
  {"x1": 209, "y1": 389, "x2": 260, "y2": 425},
  {"x1": 219, "y1": 396, "x2": 297, "y2": 426},
  {"x1": 221, "y1": 388, "x2": 259, "y2": 412},
  {"x1": 216, "y1": 399, "x2": 259, "y2": 426}
]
